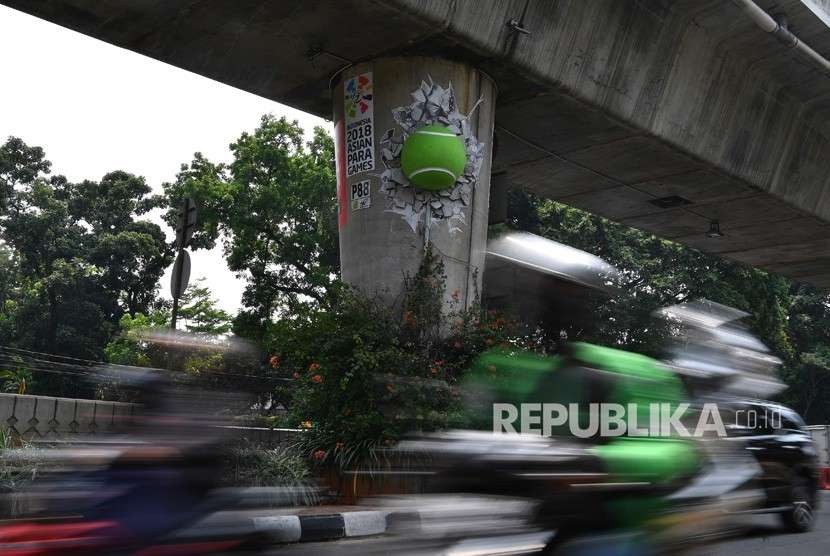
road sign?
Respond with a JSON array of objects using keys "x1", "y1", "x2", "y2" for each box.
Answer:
[
  {"x1": 175, "y1": 198, "x2": 198, "y2": 249},
  {"x1": 170, "y1": 250, "x2": 191, "y2": 299}
]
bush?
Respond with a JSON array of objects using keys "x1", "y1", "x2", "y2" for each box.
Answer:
[
  {"x1": 0, "y1": 430, "x2": 41, "y2": 517},
  {"x1": 266, "y1": 248, "x2": 522, "y2": 470},
  {"x1": 223, "y1": 444, "x2": 312, "y2": 488},
  {"x1": 222, "y1": 444, "x2": 319, "y2": 506}
]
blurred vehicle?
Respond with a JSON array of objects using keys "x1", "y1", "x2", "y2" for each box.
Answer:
[
  {"x1": 659, "y1": 301, "x2": 820, "y2": 533},
  {"x1": 725, "y1": 399, "x2": 819, "y2": 532},
  {"x1": 384, "y1": 329, "x2": 715, "y2": 550},
  {"x1": 377, "y1": 239, "x2": 790, "y2": 554},
  {"x1": 0, "y1": 332, "x2": 270, "y2": 555},
  {"x1": 391, "y1": 344, "x2": 755, "y2": 554}
]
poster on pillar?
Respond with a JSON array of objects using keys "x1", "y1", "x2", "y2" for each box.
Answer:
[{"x1": 344, "y1": 72, "x2": 375, "y2": 177}]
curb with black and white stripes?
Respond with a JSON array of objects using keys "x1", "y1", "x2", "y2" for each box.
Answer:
[{"x1": 251, "y1": 510, "x2": 421, "y2": 543}]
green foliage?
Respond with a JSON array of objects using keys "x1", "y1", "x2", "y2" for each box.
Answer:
[
  {"x1": 104, "y1": 279, "x2": 231, "y2": 368},
  {"x1": 163, "y1": 116, "x2": 339, "y2": 333},
  {"x1": 0, "y1": 137, "x2": 172, "y2": 396},
  {"x1": 177, "y1": 278, "x2": 232, "y2": 335},
  {"x1": 781, "y1": 343, "x2": 830, "y2": 422},
  {"x1": 91, "y1": 221, "x2": 172, "y2": 317},
  {"x1": 0, "y1": 356, "x2": 32, "y2": 394},
  {"x1": 0, "y1": 431, "x2": 41, "y2": 515},
  {"x1": 0, "y1": 137, "x2": 50, "y2": 212},
  {"x1": 223, "y1": 445, "x2": 312, "y2": 487},
  {"x1": 272, "y1": 249, "x2": 520, "y2": 469},
  {"x1": 103, "y1": 310, "x2": 169, "y2": 368},
  {"x1": 101, "y1": 280, "x2": 258, "y2": 400}
]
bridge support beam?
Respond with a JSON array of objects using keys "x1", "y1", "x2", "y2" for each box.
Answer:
[{"x1": 333, "y1": 57, "x2": 496, "y2": 310}]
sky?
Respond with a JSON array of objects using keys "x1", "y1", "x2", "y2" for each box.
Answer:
[{"x1": 0, "y1": 5, "x2": 325, "y2": 313}]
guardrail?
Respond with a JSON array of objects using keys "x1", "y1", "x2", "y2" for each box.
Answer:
[
  {"x1": 0, "y1": 392, "x2": 134, "y2": 439},
  {"x1": 0, "y1": 393, "x2": 300, "y2": 447}
]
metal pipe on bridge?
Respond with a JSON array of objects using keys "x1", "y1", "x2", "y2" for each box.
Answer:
[{"x1": 732, "y1": 0, "x2": 830, "y2": 76}]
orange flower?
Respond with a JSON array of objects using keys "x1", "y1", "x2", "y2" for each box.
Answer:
[
  {"x1": 430, "y1": 367, "x2": 438, "y2": 375},
  {"x1": 301, "y1": 420, "x2": 313, "y2": 429},
  {"x1": 313, "y1": 449, "x2": 327, "y2": 461},
  {"x1": 308, "y1": 362, "x2": 321, "y2": 372},
  {"x1": 268, "y1": 355, "x2": 280, "y2": 368},
  {"x1": 311, "y1": 374, "x2": 323, "y2": 384}
]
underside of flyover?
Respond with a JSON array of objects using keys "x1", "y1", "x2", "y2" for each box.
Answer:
[{"x1": 5, "y1": 0, "x2": 830, "y2": 287}]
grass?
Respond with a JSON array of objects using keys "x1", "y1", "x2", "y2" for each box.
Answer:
[{"x1": 0, "y1": 429, "x2": 41, "y2": 516}]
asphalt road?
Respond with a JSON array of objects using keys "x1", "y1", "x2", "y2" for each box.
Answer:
[
  {"x1": 268, "y1": 492, "x2": 830, "y2": 555},
  {"x1": 700, "y1": 491, "x2": 830, "y2": 556}
]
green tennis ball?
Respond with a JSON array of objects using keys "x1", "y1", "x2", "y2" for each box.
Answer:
[{"x1": 401, "y1": 124, "x2": 467, "y2": 191}]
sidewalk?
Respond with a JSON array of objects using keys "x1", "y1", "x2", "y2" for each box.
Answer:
[{"x1": 190, "y1": 505, "x2": 420, "y2": 544}]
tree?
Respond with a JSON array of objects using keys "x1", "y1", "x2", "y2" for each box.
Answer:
[
  {"x1": 0, "y1": 137, "x2": 50, "y2": 212},
  {"x1": 104, "y1": 280, "x2": 234, "y2": 379},
  {"x1": 163, "y1": 116, "x2": 339, "y2": 333},
  {"x1": 782, "y1": 347, "x2": 830, "y2": 422},
  {"x1": 91, "y1": 220, "x2": 172, "y2": 317},
  {"x1": 513, "y1": 192, "x2": 792, "y2": 357},
  {"x1": 70, "y1": 171, "x2": 173, "y2": 317},
  {"x1": 0, "y1": 137, "x2": 172, "y2": 395},
  {"x1": 1, "y1": 166, "x2": 111, "y2": 361},
  {"x1": 103, "y1": 309, "x2": 169, "y2": 368},
  {"x1": 177, "y1": 278, "x2": 232, "y2": 335},
  {"x1": 0, "y1": 245, "x2": 21, "y2": 345},
  {"x1": 510, "y1": 189, "x2": 830, "y2": 420}
]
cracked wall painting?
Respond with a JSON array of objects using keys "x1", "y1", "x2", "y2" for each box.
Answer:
[{"x1": 379, "y1": 77, "x2": 485, "y2": 233}]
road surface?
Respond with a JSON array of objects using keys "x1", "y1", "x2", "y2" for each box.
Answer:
[
  {"x1": 701, "y1": 491, "x2": 830, "y2": 556},
  {"x1": 268, "y1": 492, "x2": 830, "y2": 555}
]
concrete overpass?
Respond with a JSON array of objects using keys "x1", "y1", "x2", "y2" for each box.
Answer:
[{"x1": 6, "y1": 0, "x2": 830, "y2": 293}]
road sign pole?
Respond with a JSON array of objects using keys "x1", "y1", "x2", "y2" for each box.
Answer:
[
  {"x1": 170, "y1": 198, "x2": 197, "y2": 330},
  {"x1": 170, "y1": 247, "x2": 184, "y2": 330}
]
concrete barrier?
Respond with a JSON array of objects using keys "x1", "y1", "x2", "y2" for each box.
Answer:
[
  {"x1": 0, "y1": 393, "x2": 299, "y2": 447},
  {"x1": 0, "y1": 393, "x2": 134, "y2": 440}
]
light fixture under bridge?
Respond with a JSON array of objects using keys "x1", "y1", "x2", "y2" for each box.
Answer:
[{"x1": 706, "y1": 220, "x2": 724, "y2": 238}]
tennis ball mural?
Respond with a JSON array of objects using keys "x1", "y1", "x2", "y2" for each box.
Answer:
[
  {"x1": 379, "y1": 77, "x2": 486, "y2": 232},
  {"x1": 401, "y1": 124, "x2": 467, "y2": 191}
]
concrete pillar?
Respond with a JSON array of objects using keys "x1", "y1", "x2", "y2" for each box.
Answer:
[{"x1": 333, "y1": 57, "x2": 496, "y2": 311}]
